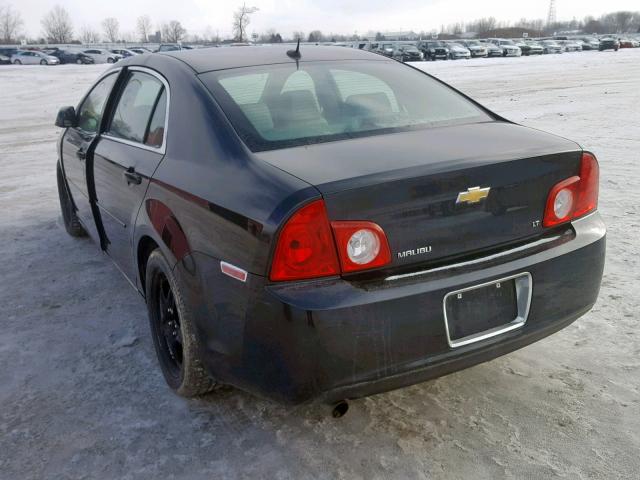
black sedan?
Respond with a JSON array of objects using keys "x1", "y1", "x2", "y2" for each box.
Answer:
[
  {"x1": 47, "y1": 49, "x2": 95, "y2": 64},
  {"x1": 0, "y1": 54, "x2": 10, "y2": 65},
  {"x1": 55, "y1": 46, "x2": 605, "y2": 409},
  {"x1": 392, "y1": 44, "x2": 423, "y2": 62},
  {"x1": 418, "y1": 40, "x2": 449, "y2": 60}
]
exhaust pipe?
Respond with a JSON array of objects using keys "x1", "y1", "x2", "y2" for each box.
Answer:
[{"x1": 332, "y1": 400, "x2": 349, "y2": 418}]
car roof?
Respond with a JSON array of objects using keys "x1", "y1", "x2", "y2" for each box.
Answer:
[{"x1": 162, "y1": 45, "x2": 389, "y2": 73}]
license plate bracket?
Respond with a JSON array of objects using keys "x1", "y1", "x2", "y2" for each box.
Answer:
[{"x1": 443, "y1": 273, "x2": 532, "y2": 348}]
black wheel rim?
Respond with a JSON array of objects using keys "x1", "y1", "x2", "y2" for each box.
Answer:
[{"x1": 154, "y1": 273, "x2": 183, "y2": 378}]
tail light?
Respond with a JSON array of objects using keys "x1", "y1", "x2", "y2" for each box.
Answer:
[
  {"x1": 331, "y1": 222, "x2": 392, "y2": 273},
  {"x1": 270, "y1": 200, "x2": 391, "y2": 281},
  {"x1": 543, "y1": 152, "x2": 599, "y2": 227},
  {"x1": 269, "y1": 200, "x2": 340, "y2": 281}
]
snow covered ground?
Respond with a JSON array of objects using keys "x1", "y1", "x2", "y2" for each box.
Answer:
[{"x1": 1, "y1": 50, "x2": 639, "y2": 479}]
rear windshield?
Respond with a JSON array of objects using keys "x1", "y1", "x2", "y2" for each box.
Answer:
[{"x1": 200, "y1": 60, "x2": 492, "y2": 152}]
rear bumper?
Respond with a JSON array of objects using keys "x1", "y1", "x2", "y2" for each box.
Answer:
[{"x1": 190, "y1": 213, "x2": 605, "y2": 404}]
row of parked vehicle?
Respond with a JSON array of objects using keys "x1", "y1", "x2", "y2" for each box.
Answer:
[
  {"x1": 0, "y1": 44, "x2": 192, "y2": 66},
  {"x1": 347, "y1": 35, "x2": 639, "y2": 62}
]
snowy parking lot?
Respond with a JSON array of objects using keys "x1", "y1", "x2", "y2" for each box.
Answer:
[{"x1": 1, "y1": 50, "x2": 639, "y2": 479}]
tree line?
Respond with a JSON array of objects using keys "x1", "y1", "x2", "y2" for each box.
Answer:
[
  {"x1": 1, "y1": 3, "x2": 639, "y2": 46},
  {"x1": 444, "y1": 11, "x2": 640, "y2": 37}
]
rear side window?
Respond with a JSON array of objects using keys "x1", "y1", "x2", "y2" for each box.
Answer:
[
  {"x1": 77, "y1": 73, "x2": 118, "y2": 133},
  {"x1": 108, "y1": 71, "x2": 164, "y2": 144},
  {"x1": 201, "y1": 60, "x2": 492, "y2": 152},
  {"x1": 145, "y1": 89, "x2": 167, "y2": 147}
]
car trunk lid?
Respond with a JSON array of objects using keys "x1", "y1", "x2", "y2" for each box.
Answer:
[{"x1": 257, "y1": 122, "x2": 582, "y2": 271}]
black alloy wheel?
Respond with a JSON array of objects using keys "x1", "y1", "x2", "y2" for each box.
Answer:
[
  {"x1": 145, "y1": 249, "x2": 217, "y2": 396},
  {"x1": 151, "y1": 271, "x2": 183, "y2": 381}
]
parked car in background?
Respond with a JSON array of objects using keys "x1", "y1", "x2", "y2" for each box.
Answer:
[
  {"x1": 54, "y1": 46, "x2": 605, "y2": 407},
  {"x1": 110, "y1": 48, "x2": 138, "y2": 58},
  {"x1": 541, "y1": 40, "x2": 563, "y2": 54},
  {"x1": 460, "y1": 40, "x2": 488, "y2": 58},
  {"x1": 489, "y1": 39, "x2": 522, "y2": 57},
  {"x1": 516, "y1": 40, "x2": 544, "y2": 56},
  {"x1": 0, "y1": 47, "x2": 18, "y2": 58},
  {"x1": 599, "y1": 37, "x2": 620, "y2": 51},
  {"x1": 0, "y1": 54, "x2": 10, "y2": 65},
  {"x1": 558, "y1": 40, "x2": 582, "y2": 52},
  {"x1": 375, "y1": 43, "x2": 395, "y2": 57},
  {"x1": 11, "y1": 50, "x2": 60, "y2": 65},
  {"x1": 157, "y1": 44, "x2": 182, "y2": 52},
  {"x1": 365, "y1": 43, "x2": 379, "y2": 52},
  {"x1": 418, "y1": 40, "x2": 449, "y2": 60},
  {"x1": 46, "y1": 49, "x2": 95, "y2": 64},
  {"x1": 81, "y1": 49, "x2": 122, "y2": 63},
  {"x1": 578, "y1": 37, "x2": 600, "y2": 50},
  {"x1": 447, "y1": 42, "x2": 471, "y2": 60},
  {"x1": 618, "y1": 38, "x2": 635, "y2": 48},
  {"x1": 480, "y1": 41, "x2": 503, "y2": 57},
  {"x1": 392, "y1": 43, "x2": 423, "y2": 62},
  {"x1": 129, "y1": 47, "x2": 153, "y2": 55}
]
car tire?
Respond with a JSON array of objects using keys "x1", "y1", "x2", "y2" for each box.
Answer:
[
  {"x1": 145, "y1": 249, "x2": 218, "y2": 397},
  {"x1": 76, "y1": 58, "x2": 82, "y2": 64},
  {"x1": 56, "y1": 162, "x2": 87, "y2": 237},
  {"x1": 107, "y1": 57, "x2": 114, "y2": 63},
  {"x1": 40, "y1": 59, "x2": 47, "y2": 65},
  {"x1": 13, "y1": 59, "x2": 21, "y2": 65}
]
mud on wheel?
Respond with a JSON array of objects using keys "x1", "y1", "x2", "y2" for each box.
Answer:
[{"x1": 145, "y1": 249, "x2": 217, "y2": 397}]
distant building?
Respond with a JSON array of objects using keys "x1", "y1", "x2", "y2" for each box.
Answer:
[{"x1": 148, "y1": 31, "x2": 161, "y2": 43}]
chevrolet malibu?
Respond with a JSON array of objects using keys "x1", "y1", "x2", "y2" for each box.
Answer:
[{"x1": 55, "y1": 46, "x2": 605, "y2": 408}]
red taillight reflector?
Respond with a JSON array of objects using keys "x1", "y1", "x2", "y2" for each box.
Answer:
[
  {"x1": 331, "y1": 221, "x2": 392, "y2": 273},
  {"x1": 543, "y1": 152, "x2": 599, "y2": 227},
  {"x1": 574, "y1": 152, "x2": 599, "y2": 218},
  {"x1": 269, "y1": 200, "x2": 340, "y2": 281}
]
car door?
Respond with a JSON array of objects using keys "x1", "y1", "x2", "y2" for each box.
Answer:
[
  {"x1": 92, "y1": 68, "x2": 169, "y2": 281},
  {"x1": 60, "y1": 71, "x2": 120, "y2": 241},
  {"x1": 84, "y1": 50, "x2": 101, "y2": 63}
]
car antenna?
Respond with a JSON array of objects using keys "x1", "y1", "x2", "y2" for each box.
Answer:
[{"x1": 287, "y1": 39, "x2": 301, "y2": 68}]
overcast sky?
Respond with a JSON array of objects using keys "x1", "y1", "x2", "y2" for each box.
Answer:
[{"x1": 11, "y1": 0, "x2": 640, "y2": 39}]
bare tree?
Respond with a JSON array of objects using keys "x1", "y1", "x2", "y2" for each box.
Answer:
[
  {"x1": 137, "y1": 15, "x2": 152, "y2": 42},
  {"x1": 41, "y1": 6, "x2": 74, "y2": 43},
  {"x1": 307, "y1": 30, "x2": 323, "y2": 42},
  {"x1": 80, "y1": 25, "x2": 100, "y2": 44},
  {"x1": 102, "y1": 17, "x2": 119, "y2": 42},
  {"x1": 202, "y1": 25, "x2": 220, "y2": 43},
  {"x1": 232, "y1": 3, "x2": 258, "y2": 42},
  {"x1": 292, "y1": 31, "x2": 305, "y2": 41},
  {"x1": 613, "y1": 11, "x2": 635, "y2": 32},
  {"x1": 161, "y1": 20, "x2": 186, "y2": 43},
  {"x1": 0, "y1": 4, "x2": 23, "y2": 43}
]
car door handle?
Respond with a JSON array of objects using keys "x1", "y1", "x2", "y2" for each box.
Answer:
[
  {"x1": 123, "y1": 167, "x2": 142, "y2": 185},
  {"x1": 76, "y1": 150, "x2": 86, "y2": 160}
]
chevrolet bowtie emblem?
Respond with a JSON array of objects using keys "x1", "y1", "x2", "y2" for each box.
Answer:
[{"x1": 456, "y1": 186, "x2": 491, "y2": 204}]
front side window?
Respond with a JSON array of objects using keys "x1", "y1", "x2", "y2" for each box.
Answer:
[
  {"x1": 107, "y1": 71, "x2": 164, "y2": 144},
  {"x1": 201, "y1": 60, "x2": 492, "y2": 152},
  {"x1": 77, "y1": 73, "x2": 118, "y2": 133}
]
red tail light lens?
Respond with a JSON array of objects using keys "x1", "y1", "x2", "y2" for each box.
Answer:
[
  {"x1": 331, "y1": 221, "x2": 392, "y2": 273},
  {"x1": 574, "y1": 152, "x2": 599, "y2": 218},
  {"x1": 543, "y1": 152, "x2": 599, "y2": 227},
  {"x1": 269, "y1": 200, "x2": 340, "y2": 281}
]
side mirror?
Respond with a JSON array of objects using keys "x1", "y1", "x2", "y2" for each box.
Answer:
[{"x1": 55, "y1": 106, "x2": 77, "y2": 128}]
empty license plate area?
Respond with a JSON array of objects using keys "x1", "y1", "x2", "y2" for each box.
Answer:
[{"x1": 443, "y1": 273, "x2": 532, "y2": 348}]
